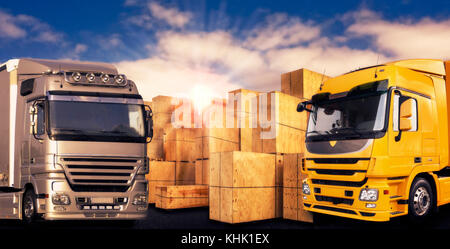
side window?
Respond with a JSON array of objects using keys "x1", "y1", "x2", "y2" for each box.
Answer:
[
  {"x1": 393, "y1": 93, "x2": 418, "y2": 132},
  {"x1": 36, "y1": 103, "x2": 45, "y2": 135}
]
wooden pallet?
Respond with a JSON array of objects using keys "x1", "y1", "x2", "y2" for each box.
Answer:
[{"x1": 155, "y1": 185, "x2": 209, "y2": 209}]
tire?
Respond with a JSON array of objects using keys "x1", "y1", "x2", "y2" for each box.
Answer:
[
  {"x1": 22, "y1": 189, "x2": 38, "y2": 224},
  {"x1": 408, "y1": 178, "x2": 434, "y2": 223}
]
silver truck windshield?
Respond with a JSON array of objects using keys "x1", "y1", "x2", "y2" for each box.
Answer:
[
  {"x1": 49, "y1": 101, "x2": 145, "y2": 142},
  {"x1": 307, "y1": 92, "x2": 388, "y2": 141}
]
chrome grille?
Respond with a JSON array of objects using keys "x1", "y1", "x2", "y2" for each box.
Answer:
[{"x1": 59, "y1": 156, "x2": 140, "y2": 192}]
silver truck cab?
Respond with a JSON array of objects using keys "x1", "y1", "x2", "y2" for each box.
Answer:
[{"x1": 0, "y1": 58, "x2": 152, "y2": 222}]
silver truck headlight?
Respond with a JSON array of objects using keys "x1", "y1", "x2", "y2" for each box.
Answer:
[
  {"x1": 132, "y1": 193, "x2": 147, "y2": 205},
  {"x1": 52, "y1": 193, "x2": 71, "y2": 205},
  {"x1": 302, "y1": 182, "x2": 311, "y2": 195},
  {"x1": 359, "y1": 188, "x2": 378, "y2": 202}
]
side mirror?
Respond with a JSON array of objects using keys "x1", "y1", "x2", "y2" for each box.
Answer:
[
  {"x1": 31, "y1": 100, "x2": 45, "y2": 141},
  {"x1": 297, "y1": 102, "x2": 312, "y2": 112},
  {"x1": 400, "y1": 98, "x2": 414, "y2": 119},
  {"x1": 145, "y1": 106, "x2": 153, "y2": 143},
  {"x1": 399, "y1": 118, "x2": 412, "y2": 131}
]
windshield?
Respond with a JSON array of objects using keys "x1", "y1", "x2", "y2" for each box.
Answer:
[
  {"x1": 306, "y1": 92, "x2": 388, "y2": 141},
  {"x1": 49, "y1": 101, "x2": 146, "y2": 142}
]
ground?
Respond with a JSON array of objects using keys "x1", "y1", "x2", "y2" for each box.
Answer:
[{"x1": 2, "y1": 204, "x2": 450, "y2": 229}]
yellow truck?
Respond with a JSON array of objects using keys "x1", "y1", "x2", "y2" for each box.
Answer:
[{"x1": 297, "y1": 59, "x2": 450, "y2": 222}]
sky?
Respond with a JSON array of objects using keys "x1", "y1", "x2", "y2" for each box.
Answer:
[{"x1": 0, "y1": 0, "x2": 449, "y2": 100}]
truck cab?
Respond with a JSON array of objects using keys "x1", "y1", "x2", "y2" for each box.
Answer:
[
  {"x1": 299, "y1": 59, "x2": 450, "y2": 222},
  {"x1": 0, "y1": 58, "x2": 152, "y2": 222}
]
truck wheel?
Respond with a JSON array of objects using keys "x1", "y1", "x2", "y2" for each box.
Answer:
[
  {"x1": 22, "y1": 189, "x2": 37, "y2": 224},
  {"x1": 408, "y1": 178, "x2": 434, "y2": 222}
]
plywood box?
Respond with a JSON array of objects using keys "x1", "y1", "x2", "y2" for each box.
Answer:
[
  {"x1": 195, "y1": 159, "x2": 209, "y2": 185},
  {"x1": 259, "y1": 124, "x2": 306, "y2": 154},
  {"x1": 152, "y1": 95, "x2": 177, "y2": 114},
  {"x1": 148, "y1": 161, "x2": 176, "y2": 181},
  {"x1": 164, "y1": 139, "x2": 198, "y2": 162},
  {"x1": 148, "y1": 180, "x2": 175, "y2": 204},
  {"x1": 209, "y1": 151, "x2": 276, "y2": 188},
  {"x1": 195, "y1": 136, "x2": 239, "y2": 160},
  {"x1": 281, "y1": 68, "x2": 330, "y2": 100},
  {"x1": 176, "y1": 161, "x2": 195, "y2": 182},
  {"x1": 155, "y1": 185, "x2": 209, "y2": 209},
  {"x1": 148, "y1": 138, "x2": 164, "y2": 160},
  {"x1": 209, "y1": 186, "x2": 280, "y2": 223},
  {"x1": 282, "y1": 153, "x2": 313, "y2": 223},
  {"x1": 259, "y1": 91, "x2": 308, "y2": 131}
]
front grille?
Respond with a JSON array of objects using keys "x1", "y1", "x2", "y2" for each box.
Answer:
[
  {"x1": 308, "y1": 168, "x2": 366, "y2": 176},
  {"x1": 312, "y1": 178, "x2": 367, "y2": 187},
  {"x1": 60, "y1": 157, "x2": 140, "y2": 192},
  {"x1": 315, "y1": 195, "x2": 354, "y2": 205}
]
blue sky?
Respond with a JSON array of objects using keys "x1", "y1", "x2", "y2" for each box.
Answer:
[{"x1": 1, "y1": 0, "x2": 449, "y2": 99}]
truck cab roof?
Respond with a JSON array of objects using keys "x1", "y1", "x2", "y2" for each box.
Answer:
[{"x1": 1, "y1": 58, "x2": 118, "y2": 75}]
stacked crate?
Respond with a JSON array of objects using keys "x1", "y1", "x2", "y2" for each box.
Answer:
[
  {"x1": 282, "y1": 153, "x2": 313, "y2": 222},
  {"x1": 209, "y1": 151, "x2": 283, "y2": 223},
  {"x1": 147, "y1": 96, "x2": 175, "y2": 160}
]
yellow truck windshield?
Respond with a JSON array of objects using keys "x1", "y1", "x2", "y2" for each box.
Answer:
[{"x1": 306, "y1": 92, "x2": 388, "y2": 141}]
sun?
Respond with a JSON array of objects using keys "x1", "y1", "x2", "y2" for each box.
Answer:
[{"x1": 190, "y1": 84, "x2": 216, "y2": 112}]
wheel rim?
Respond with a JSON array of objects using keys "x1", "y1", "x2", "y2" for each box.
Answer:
[
  {"x1": 413, "y1": 186, "x2": 430, "y2": 216},
  {"x1": 23, "y1": 195, "x2": 34, "y2": 219}
]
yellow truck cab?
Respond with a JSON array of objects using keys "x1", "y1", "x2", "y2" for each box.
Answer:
[{"x1": 298, "y1": 59, "x2": 450, "y2": 222}]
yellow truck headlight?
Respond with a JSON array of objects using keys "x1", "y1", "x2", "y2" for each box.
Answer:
[
  {"x1": 302, "y1": 182, "x2": 311, "y2": 195},
  {"x1": 359, "y1": 188, "x2": 378, "y2": 202}
]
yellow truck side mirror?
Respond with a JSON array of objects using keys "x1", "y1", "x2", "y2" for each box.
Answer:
[
  {"x1": 400, "y1": 98, "x2": 414, "y2": 118},
  {"x1": 399, "y1": 118, "x2": 412, "y2": 131}
]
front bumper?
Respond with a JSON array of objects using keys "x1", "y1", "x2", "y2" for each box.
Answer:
[
  {"x1": 303, "y1": 178, "x2": 394, "y2": 222},
  {"x1": 35, "y1": 176, "x2": 148, "y2": 221}
]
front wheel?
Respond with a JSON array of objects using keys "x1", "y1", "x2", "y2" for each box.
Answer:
[
  {"x1": 408, "y1": 178, "x2": 434, "y2": 222},
  {"x1": 22, "y1": 189, "x2": 38, "y2": 224}
]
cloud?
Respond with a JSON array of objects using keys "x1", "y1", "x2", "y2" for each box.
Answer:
[
  {"x1": 148, "y1": 2, "x2": 192, "y2": 28},
  {"x1": 117, "y1": 7, "x2": 450, "y2": 100},
  {"x1": 244, "y1": 13, "x2": 321, "y2": 50},
  {"x1": 346, "y1": 10, "x2": 450, "y2": 59},
  {"x1": 125, "y1": 2, "x2": 192, "y2": 29},
  {"x1": 0, "y1": 10, "x2": 63, "y2": 43}
]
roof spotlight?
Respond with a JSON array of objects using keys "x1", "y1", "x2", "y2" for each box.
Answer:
[
  {"x1": 72, "y1": 72, "x2": 82, "y2": 82},
  {"x1": 114, "y1": 75, "x2": 125, "y2": 85},
  {"x1": 86, "y1": 73, "x2": 96, "y2": 82},
  {"x1": 100, "y1": 74, "x2": 110, "y2": 83}
]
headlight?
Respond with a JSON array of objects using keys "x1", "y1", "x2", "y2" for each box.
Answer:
[
  {"x1": 359, "y1": 188, "x2": 378, "y2": 202},
  {"x1": 132, "y1": 193, "x2": 147, "y2": 205},
  {"x1": 302, "y1": 182, "x2": 311, "y2": 195},
  {"x1": 52, "y1": 193, "x2": 71, "y2": 205}
]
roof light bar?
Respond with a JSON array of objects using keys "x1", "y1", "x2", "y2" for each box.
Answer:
[{"x1": 64, "y1": 71, "x2": 128, "y2": 87}]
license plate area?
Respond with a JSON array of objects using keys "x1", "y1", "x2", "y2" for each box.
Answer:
[{"x1": 90, "y1": 197, "x2": 114, "y2": 204}]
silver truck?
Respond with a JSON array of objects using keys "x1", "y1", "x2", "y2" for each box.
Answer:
[{"x1": 0, "y1": 58, "x2": 152, "y2": 222}]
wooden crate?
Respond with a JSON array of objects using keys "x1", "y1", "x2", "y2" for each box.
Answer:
[
  {"x1": 260, "y1": 91, "x2": 307, "y2": 130},
  {"x1": 195, "y1": 136, "x2": 239, "y2": 160},
  {"x1": 164, "y1": 140, "x2": 198, "y2": 162},
  {"x1": 259, "y1": 124, "x2": 306, "y2": 154},
  {"x1": 209, "y1": 151, "x2": 276, "y2": 188},
  {"x1": 281, "y1": 68, "x2": 330, "y2": 100},
  {"x1": 152, "y1": 95, "x2": 177, "y2": 114},
  {"x1": 148, "y1": 180, "x2": 175, "y2": 204},
  {"x1": 148, "y1": 161, "x2": 175, "y2": 181},
  {"x1": 195, "y1": 159, "x2": 209, "y2": 185},
  {"x1": 176, "y1": 161, "x2": 195, "y2": 182},
  {"x1": 209, "y1": 186, "x2": 280, "y2": 223},
  {"x1": 282, "y1": 153, "x2": 313, "y2": 223},
  {"x1": 148, "y1": 138, "x2": 164, "y2": 160},
  {"x1": 155, "y1": 185, "x2": 209, "y2": 209}
]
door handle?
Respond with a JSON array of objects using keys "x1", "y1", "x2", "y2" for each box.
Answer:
[
  {"x1": 414, "y1": 157, "x2": 422, "y2": 163},
  {"x1": 30, "y1": 158, "x2": 35, "y2": 164}
]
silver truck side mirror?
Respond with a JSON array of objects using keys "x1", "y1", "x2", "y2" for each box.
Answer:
[{"x1": 145, "y1": 106, "x2": 153, "y2": 143}]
